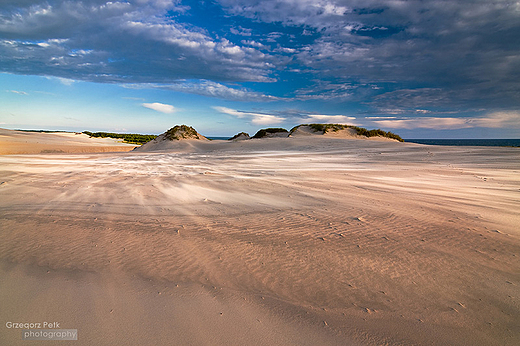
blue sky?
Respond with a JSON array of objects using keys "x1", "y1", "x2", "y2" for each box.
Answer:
[{"x1": 1, "y1": 0, "x2": 520, "y2": 138}]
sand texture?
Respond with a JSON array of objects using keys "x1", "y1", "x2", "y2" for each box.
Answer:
[
  {"x1": 0, "y1": 128, "x2": 137, "y2": 155},
  {"x1": 1, "y1": 135, "x2": 519, "y2": 345}
]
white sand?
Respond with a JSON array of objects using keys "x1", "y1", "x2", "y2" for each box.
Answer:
[
  {"x1": 0, "y1": 134, "x2": 519, "y2": 345},
  {"x1": 0, "y1": 128, "x2": 137, "y2": 154}
]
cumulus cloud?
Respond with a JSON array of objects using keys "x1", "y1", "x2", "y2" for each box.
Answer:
[
  {"x1": 230, "y1": 26, "x2": 252, "y2": 37},
  {"x1": 0, "y1": 0, "x2": 276, "y2": 84},
  {"x1": 219, "y1": 0, "x2": 520, "y2": 110},
  {"x1": 241, "y1": 40, "x2": 267, "y2": 50},
  {"x1": 1, "y1": 0, "x2": 520, "y2": 118},
  {"x1": 218, "y1": 0, "x2": 350, "y2": 28},
  {"x1": 142, "y1": 102, "x2": 176, "y2": 114}
]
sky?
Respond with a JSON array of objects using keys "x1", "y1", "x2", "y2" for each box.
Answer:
[{"x1": 1, "y1": 0, "x2": 520, "y2": 138}]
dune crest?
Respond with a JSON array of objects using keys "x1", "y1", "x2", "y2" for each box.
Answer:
[
  {"x1": 163, "y1": 125, "x2": 208, "y2": 141},
  {"x1": 135, "y1": 125, "x2": 208, "y2": 152},
  {"x1": 228, "y1": 132, "x2": 250, "y2": 141},
  {"x1": 252, "y1": 128, "x2": 290, "y2": 139},
  {"x1": 290, "y1": 124, "x2": 403, "y2": 141}
]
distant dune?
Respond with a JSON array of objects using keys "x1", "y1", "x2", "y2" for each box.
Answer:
[
  {"x1": 290, "y1": 124, "x2": 404, "y2": 141},
  {"x1": 0, "y1": 128, "x2": 137, "y2": 155},
  {"x1": 252, "y1": 128, "x2": 290, "y2": 138},
  {"x1": 0, "y1": 124, "x2": 404, "y2": 155},
  {"x1": 133, "y1": 124, "x2": 403, "y2": 153},
  {"x1": 136, "y1": 125, "x2": 209, "y2": 152},
  {"x1": 290, "y1": 124, "x2": 360, "y2": 138},
  {"x1": 228, "y1": 132, "x2": 251, "y2": 141}
]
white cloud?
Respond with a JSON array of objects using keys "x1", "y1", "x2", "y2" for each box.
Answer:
[
  {"x1": 370, "y1": 112, "x2": 520, "y2": 130},
  {"x1": 5, "y1": 90, "x2": 28, "y2": 95},
  {"x1": 125, "y1": 80, "x2": 280, "y2": 101},
  {"x1": 142, "y1": 102, "x2": 176, "y2": 114},
  {"x1": 372, "y1": 117, "x2": 468, "y2": 130},
  {"x1": 212, "y1": 106, "x2": 245, "y2": 118},
  {"x1": 2, "y1": 0, "x2": 520, "y2": 115},
  {"x1": 275, "y1": 47, "x2": 297, "y2": 54},
  {"x1": 241, "y1": 40, "x2": 267, "y2": 49},
  {"x1": 301, "y1": 114, "x2": 356, "y2": 124},
  {"x1": 213, "y1": 106, "x2": 359, "y2": 126},
  {"x1": 218, "y1": 0, "x2": 351, "y2": 28},
  {"x1": 0, "y1": 0, "x2": 276, "y2": 84},
  {"x1": 213, "y1": 106, "x2": 285, "y2": 125},
  {"x1": 471, "y1": 111, "x2": 520, "y2": 128},
  {"x1": 56, "y1": 77, "x2": 76, "y2": 86},
  {"x1": 251, "y1": 114, "x2": 285, "y2": 125},
  {"x1": 230, "y1": 26, "x2": 252, "y2": 36},
  {"x1": 218, "y1": 0, "x2": 520, "y2": 111}
]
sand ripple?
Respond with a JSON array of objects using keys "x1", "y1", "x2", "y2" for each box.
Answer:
[{"x1": 1, "y1": 139, "x2": 519, "y2": 345}]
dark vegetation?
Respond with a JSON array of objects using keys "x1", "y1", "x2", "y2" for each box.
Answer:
[
  {"x1": 353, "y1": 126, "x2": 404, "y2": 142},
  {"x1": 290, "y1": 124, "x2": 404, "y2": 142},
  {"x1": 83, "y1": 131, "x2": 157, "y2": 144},
  {"x1": 293, "y1": 124, "x2": 347, "y2": 133},
  {"x1": 252, "y1": 128, "x2": 289, "y2": 139},
  {"x1": 228, "y1": 132, "x2": 250, "y2": 140},
  {"x1": 17, "y1": 129, "x2": 70, "y2": 133},
  {"x1": 164, "y1": 125, "x2": 201, "y2": 140}
]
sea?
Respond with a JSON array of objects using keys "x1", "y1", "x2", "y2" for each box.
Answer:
[
  {"x1": 404, "y1": 139, "x2": 520, "y2": 147},
  {"x1": 207, "y1": 137, "x2": 231, "y2": 141}
]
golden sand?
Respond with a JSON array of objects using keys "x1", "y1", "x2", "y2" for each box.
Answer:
[{"x1": 1, "y1": 132, "x2": 519, "y2": 345}]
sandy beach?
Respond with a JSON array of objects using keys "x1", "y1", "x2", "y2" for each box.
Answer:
[{"x1": 1, "y1": 132, "x2": 519, "y2": 345}]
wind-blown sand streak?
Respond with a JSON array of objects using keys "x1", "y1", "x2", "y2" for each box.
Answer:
[{"x1": 1, "y1": 137, "x2": 519, "y2": 345}]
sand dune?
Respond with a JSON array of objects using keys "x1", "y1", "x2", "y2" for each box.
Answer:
[
  {"x1": 0, "y1": 134, "x2": 519, "y2": 345},
  {"x1": 0, "y1": 128, "x2": 137, "y2": 155}
]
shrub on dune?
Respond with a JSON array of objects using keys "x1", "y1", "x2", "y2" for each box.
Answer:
[{"x1": 252, "y1": 128, "x2": 289, "y2": 139}]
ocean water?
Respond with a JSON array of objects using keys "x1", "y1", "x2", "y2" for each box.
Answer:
[
  {"x1": 207, "y1": 136, "x2": 231, "y2": 140},
  {"x1": 405, "y1": 139, "x2": 520, "y2": 147}
]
